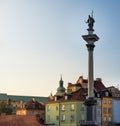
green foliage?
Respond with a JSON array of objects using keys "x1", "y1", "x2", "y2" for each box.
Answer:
[{"x1": 0, "y1": 101, "x2": 13, "y2": 114}]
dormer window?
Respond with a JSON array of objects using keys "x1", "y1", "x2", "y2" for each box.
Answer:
[
  {"x1": 105, "y1": 91, "x2": 109, "y2": 96},
  {"x1": 97, "y1": 93, "x2": 100, "y2": 97},
  {"x1": 32, "y1": 103, "x2": 35, "y2": 109}
]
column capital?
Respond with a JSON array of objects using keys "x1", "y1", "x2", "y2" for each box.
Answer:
[{"x1": 86, "y1": 44, "x2": 95, "y2": 51}]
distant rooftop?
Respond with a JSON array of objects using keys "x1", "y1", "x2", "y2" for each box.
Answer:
[{"x1": 0, "y1": 93, "x2": 49, "y2": 102}]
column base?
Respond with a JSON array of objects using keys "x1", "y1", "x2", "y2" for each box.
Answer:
[
  {"x1": 84, "y1": 97, "x2": 97, "y2": 106},
  {"x1": 81, "y1": 121, "x2": 98, "y2": 126}
]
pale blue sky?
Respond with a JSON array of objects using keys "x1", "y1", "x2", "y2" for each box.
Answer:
[{"x1": 0, "y1": 0, "x2": 120, "y2": 96}]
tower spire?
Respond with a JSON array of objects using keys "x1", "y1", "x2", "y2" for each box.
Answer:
[{"x1": 60, "y1": 74, "x2": 63, "y2": 81}]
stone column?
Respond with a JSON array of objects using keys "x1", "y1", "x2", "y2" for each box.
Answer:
[
  {"x1": 86, "y1": 44, "x2": 95, "y2": 98},
  {"x1": 81, "y1": 13, "x2": 99, "y2": 126}
]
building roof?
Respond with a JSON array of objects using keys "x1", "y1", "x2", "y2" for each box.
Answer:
[
  {"x1": 49, "y1": 88, "x2": 86, "y2": 102},
  {"x1": 107, "y1": 86, "x2": 120, "y2": 98},
  {"x1": 68, "y1": 76, "x2": 107, "y2": 92},
  {"x1": 0, "y1": 93, "x2": 49, "y2": 102},
  {"x1": 25, "y1": 99, "x2": 45, "y2": 110},
  {"x1": 68, "y1": 88, "x2": 86, "y2": 101},
  {"x1": 0, "y1": 115, "x2": 46, "y2": 126},
  {"x1": 0, "y1": 93, "x2": 8, "y2": 100},
  {"x1": 94, "y1": 80, "x2": 106, "y2": 92}
]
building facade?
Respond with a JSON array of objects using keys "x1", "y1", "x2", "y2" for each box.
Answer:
[
  {"x1": 101, "y1": 97, "x2": 112, "y2": 126},
  {"x1": 45, "y1": 99, "x2": 86, "y2": 126}
]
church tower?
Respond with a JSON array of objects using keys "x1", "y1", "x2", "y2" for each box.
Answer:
[{"x1": 56, "y1": 76, "x2": 66, "y2": 96}]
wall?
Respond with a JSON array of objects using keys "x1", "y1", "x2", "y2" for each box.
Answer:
[{"x1": 113, "y1": 99, "x2": 120, "y2": 123}]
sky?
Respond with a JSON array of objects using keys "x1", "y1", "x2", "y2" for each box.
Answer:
[{"x1": 0, "y1": 0, "x2": 120, "y2": 97}]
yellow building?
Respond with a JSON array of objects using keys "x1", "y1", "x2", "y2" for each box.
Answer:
[{"x1": 102, "y1": 97, "x2": 112, "y2": 126}]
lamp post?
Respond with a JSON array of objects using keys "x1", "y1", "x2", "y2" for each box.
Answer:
[{"x1": 81, "y1": 13, "x2": 99, "y2": 126}]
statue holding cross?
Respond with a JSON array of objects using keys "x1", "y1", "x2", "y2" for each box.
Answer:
[{"x1": 86, "y1": 11, "x2": 95, "y2": 31}]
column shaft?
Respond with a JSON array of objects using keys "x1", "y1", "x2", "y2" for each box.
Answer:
[{"x1": 86, "y1": 44, "x2": 95, "y2": 98}]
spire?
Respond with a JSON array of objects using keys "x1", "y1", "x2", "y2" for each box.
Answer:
[
  {"x1": 59, "y1": 74, "x2": 63, "y2": 87},
  {"x1": 60, "y1": 74, "x2": 62, "y2": 81}
]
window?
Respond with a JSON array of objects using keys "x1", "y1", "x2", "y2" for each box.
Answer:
[
  {"x1": 70, "y1": 114, "x2": 74, "y2": 121},
  {"x1": 62, "y1": 105, "x2": 65, "y2": 111},
  {"x1": 105, "y1": 92, "x2": 109, "y2": 96},
  {"x1": 71, "y1": 104, "x2": 75, "y2": 110},
  {"x1": 81, "y1": 114, "x2": 85, "y2": 121},
  {"x1": 32, "y1": 103, "x2": 35, "y2": 109},
  {"x1": 56, "y1": 106, "x2": 59, "y2": 110},
  {"x1": 97, "y1": 93, "x2": 100, "y2": 97},
  {"x1": 97, "y1": 109, "x2": 101, "y2": 115},
  {"x1": 103, "y1": 108, "x2": 107, "y2": 114},
  {"x1": 81, "y1": 105, "x2": 85, "y2": 111},
  {"x1": 108, "y1": 117, "x2": 111, "y2": 121},
  {"x1": 103, "y1": 117, "x2": 106, "y2": 122},
  {"x1": 97, "y1": 100, "x2": 101, "y2": 106},
  {"x1": 47, "y1": 115, "x2": 50, "y2": 122},
  {"x1": 56, "y1": 116, "x2": 59, "y2": 120},
  {"x1": 103, "y1": 100, "x2": 106, "y2": 104},
  {"x1": 61, "y1": 114, "x2": 65, "y2": 121},
  {"x1": 32, "y1": 110, "x2": 35, "y2": 114},
  {"x1": 47, "y1": 106, "x2": 50, "y2": 111},
  {"x1": 108, "y1": 108, "x2": 112, "y2": 114},
  {"x1": 108, "y1": 100, "x2": 112, "y2": 104}
]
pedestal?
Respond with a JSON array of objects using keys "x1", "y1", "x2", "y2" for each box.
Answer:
[{"x1": 81, "y1": 97, "x2": 98, "y2": 126}]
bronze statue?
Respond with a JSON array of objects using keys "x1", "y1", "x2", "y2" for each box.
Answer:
[{"x1": 86, "y1": 14, "x2": 95, "y2": 31}]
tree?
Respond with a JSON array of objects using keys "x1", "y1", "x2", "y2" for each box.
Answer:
[{"x1": 0, "y1": 101, "x2": 13, "y2": 114}]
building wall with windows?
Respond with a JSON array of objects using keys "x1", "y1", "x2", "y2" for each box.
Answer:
[
  {"x1": 45, "y1": 102, "x2": 60, "y2": 126},
  {"x1": 95, "y1": 98, "x2": 102, "y2": 126},
  {"x1": 60, "y1": 101, "x2": 85, "y2": 126},
  {"x1": 45, "y1": 101, "x2": 85, "y2": 126},
  {"x1": 102, "y1": 97, "x2": 112, "y2": 126}
]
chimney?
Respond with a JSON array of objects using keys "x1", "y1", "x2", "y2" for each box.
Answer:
[
  {"x1": 96, "y1": 78, "x2": 102, "y2": 82},
  {"x1": 55, "y1": 96, "x2": 57, "y2": 101}
]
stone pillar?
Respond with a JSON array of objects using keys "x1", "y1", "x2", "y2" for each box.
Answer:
[
  {"x1": 81, "y1": 14, "x2": 99, "y2": 126},
  {"x1": 86, "y1": 44, "x2": 95, "y2": 98}
]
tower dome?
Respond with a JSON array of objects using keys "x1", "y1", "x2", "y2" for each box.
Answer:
[{"x1": 56, "y1": 76, "x2": 66, "y2": 96}]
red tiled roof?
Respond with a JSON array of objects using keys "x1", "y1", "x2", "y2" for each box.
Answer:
[
  {"x1": 56, "y1": 88, "x2": 86, "y2": 101},
  {"x1": 69, "y1": 88, "x2": 86, "y2": 101},
  {"x1": 94, "y1": 80, "x2": 106, "y2": 92},
  {"x1": 68, "y1": 82, "x2": 82, "y2": 87},
  {"x1": 0, "y1": 115, "x2": 46, "y2": 126},
  {"x1": 68, "y1": 76, "x2": 106, "y2": 92},
  {"x1": 25, "y1": 99, "x2": 45, "y2": 110}
]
